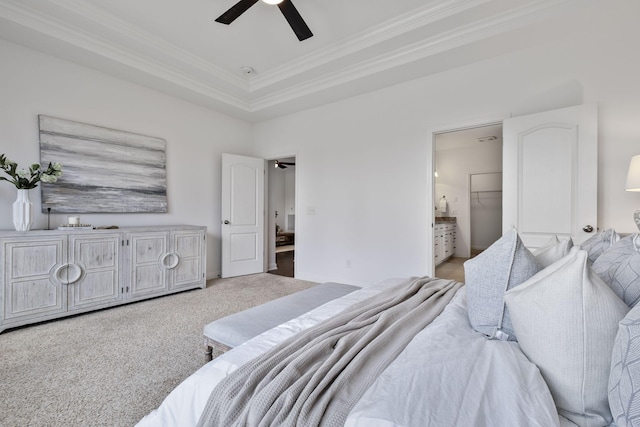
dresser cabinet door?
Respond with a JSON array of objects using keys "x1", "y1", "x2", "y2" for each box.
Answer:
[
  {"x1": 67, "y1": 233, "x2": 122, "y2": 311},
  {"x1": 127, "y1": 232, "x2": 169, "y2": 299},
  {"x1": 167, "y1": 230, "x2": 205, "y2": 290},
  {"x1": 2, "y1": 237, "x2": 67, "y2": 323},
  {"x1": 1, "y1": 226, "x2": 206, "y2": 331}
]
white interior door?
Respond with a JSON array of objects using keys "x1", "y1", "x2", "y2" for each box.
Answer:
[
  {"x1": 503, "y1": 104, "x2": 597, "y2": 248},
  {"x1": 221, "y1": 153, "x2": 265, "y2": 278}
]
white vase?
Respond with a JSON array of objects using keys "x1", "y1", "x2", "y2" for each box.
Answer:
[{"x1": 13, "y1": 189, "x2": 33, "y2": 231}]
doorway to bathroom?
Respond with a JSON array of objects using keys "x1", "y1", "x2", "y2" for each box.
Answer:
[{"x1": 434, "y1": 124, "x2": 503, "y2": 282}]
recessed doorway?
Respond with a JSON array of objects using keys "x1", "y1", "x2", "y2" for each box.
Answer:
[
  {"x1": 434, "y1": 124, "x2": 503, "y2": 282},
  {"x1": 267, "y1": 157, "x2": 296, "y2": 278}
]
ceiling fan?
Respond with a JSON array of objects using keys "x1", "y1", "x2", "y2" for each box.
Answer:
[
  {"x1": 274, "y1": 160, "x2": 295, "y2": 169},
  {"x1": 215, "y1": 0, "x2": 313, "y2": 41}
]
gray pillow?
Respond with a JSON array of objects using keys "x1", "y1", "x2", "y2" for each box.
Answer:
[
  {"x1": 504, "y1": 249, "x2": 628, "y2": 427},
  {"x1": 593, "y1": 234, "x2": 640, "y2": 307},
  {"x1": 581, "y1": 228, "x2": 620, "y2": 264},
  {"x1": 464, "y1": 228, "x2": 541, "y2": 341},
  {"x1": 609, "y1": 303, "x2": 640, "y2": 427}
]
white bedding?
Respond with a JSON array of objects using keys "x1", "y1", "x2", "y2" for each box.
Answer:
[{"x1": 137, "y1": 278, "x2": 562, "y2": 427}]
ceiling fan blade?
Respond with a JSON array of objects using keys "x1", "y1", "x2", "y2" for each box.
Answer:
[
  {"x1": 277, "y1": 0, "x2": 313, "y2": 41},
  {"x1": 215, "y1": 0, "x2": 259, "y2": 25}
]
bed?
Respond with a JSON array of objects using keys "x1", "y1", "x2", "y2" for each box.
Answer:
[{"x1": 137, "y1": 228, "x2": 640, "y2": 427}]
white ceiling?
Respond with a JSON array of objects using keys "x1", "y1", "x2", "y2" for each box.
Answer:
[{"x1": 0, "y1": 0, "x2": 588, "y2": 121}]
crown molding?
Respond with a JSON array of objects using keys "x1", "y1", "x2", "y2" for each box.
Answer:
[
  {"x1": 0, "y1": 0, "x2": 579, "y2": 117},
  {"x1": 250, "y1": 0, "x2": 490, "y2": 91},
  {"x1": 0, "y1": 0, "x2": 251, "y2": 110},
  {"x1": 251, "y1": 0, "x2": 576, "y2": 111},
  {"x1": 49, "y1": 0, "x2": 248, "y2": 90}
]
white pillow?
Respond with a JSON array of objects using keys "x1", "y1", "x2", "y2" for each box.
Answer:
[
  {"x1": 532, "y1": 235, "x2": 574, "y2": 268},
  {"x1": 504, "y1": 249, "x2": 629, "y2": 426}
]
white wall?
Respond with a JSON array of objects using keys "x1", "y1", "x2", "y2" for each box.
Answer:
[
  {"x1": 0, "y1": 39, "x2": 254, "y2": 279},
  {"x1": 253, "y1": 0, "x2": 640, "y2": 286}
]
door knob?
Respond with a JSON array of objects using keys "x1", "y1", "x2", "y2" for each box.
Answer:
[
  {"x1": 583, "y1": 225, "x2": 594, "y2": 233},
  {"x1": 223, "y1": 220, "x2": 230, "y2": 225}
]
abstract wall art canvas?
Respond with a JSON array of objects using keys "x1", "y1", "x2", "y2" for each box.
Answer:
[{"x1": 39, "y1": 115, "x2": 168, "y2": 213}]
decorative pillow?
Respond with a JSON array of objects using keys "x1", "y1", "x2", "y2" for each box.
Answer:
[
  {"x1": 464, "y1": 228, "x2": 541, "y2": 341},
  {"x1": 532, "y1": 235, "x2": 574, "y2": 268},
  {"x1": 593, "y1": 234, "x2": 640, "y2": 307},
  {"x1": 580, "y1": 228, "x2": 620, "y2": 264},
  {"x1": 504, "y1": 249, "x2": 629, "y2": 427},
  {"x1": 609, "y1": 303, "x2": 640, "y2": 427}
]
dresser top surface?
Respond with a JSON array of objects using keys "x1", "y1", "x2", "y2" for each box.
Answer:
[{"x1": 0, "y1": 225, "x2": 206, "y2": 237}]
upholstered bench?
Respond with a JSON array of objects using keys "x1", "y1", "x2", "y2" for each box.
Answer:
[{"x1": 204, "y1": 282, "x2": 360, "y2": 361}]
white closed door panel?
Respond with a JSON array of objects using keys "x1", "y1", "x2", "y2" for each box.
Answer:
[
  {"x1": 221, "y1": 154, "x2": 264, "y2": 278},
  {"x1": 503, "y1": 104, "x2": 597, "y2": 249}
]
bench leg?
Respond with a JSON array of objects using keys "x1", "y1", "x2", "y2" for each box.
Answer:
[
  {"x1": 203, "y1": 338, "x2": 232, "y2": 363},
  {"x1": 204, "y1": 345, "x2": 213, "y2": 363}
]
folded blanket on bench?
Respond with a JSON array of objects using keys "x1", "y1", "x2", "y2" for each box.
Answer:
[{"x1": 196, "y1": 276, "x2": 463, "y2": 427}]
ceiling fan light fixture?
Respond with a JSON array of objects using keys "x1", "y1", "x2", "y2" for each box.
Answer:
[
  {"x1": 274, "y1": 159, "x2": 294, "y2": 169},
  {"x1": 216, "y1": 0, "x2": 312, "y2": 41}
]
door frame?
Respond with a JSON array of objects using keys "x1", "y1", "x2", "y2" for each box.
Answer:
[{"x1": 427, "y1": 115, "x2": 508, "y2": 276}]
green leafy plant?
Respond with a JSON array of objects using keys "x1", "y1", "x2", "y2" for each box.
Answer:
[{"x1": 0, "y1": 154, "x2": 63, "y2": 189}]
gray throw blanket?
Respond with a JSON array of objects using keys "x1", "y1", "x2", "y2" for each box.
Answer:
[{"x1": 196, "y1": 276, "x2": 463, "y2": 427}]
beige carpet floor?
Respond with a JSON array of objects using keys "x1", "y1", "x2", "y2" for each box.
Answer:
[{"x1": 0, "y1": 273, "x2": 316, "y2": 427}]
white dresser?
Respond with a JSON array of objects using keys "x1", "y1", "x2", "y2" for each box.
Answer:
[{"x1": 0, "y1": 225, "x2": 206, "y2": 332}]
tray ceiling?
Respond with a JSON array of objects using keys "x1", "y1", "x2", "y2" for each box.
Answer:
[{"x1": 0, "y1": 0, "x2": 589, "y2": 121}]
